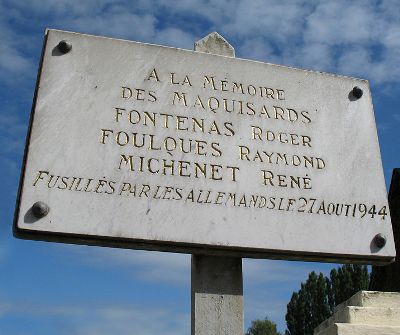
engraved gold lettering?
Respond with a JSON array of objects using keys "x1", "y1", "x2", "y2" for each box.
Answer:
[
  {"x1": 203, "y1": 76, "x2": 217, "y2": 90},
  {"x1": 210, "y1": 164, "x2": 223, "y2": 181},
  {"x1": 194, "y1": 163, "x2": 207, "y2": 179},
  {"x1": 172, "y1": 92, "x2": 188, "y2": 106},
  {"x1": 211, "y1": 142, "x2": 222, "y2": 157},
  {"x1": 239, "y1": 145, "x2": 250, "y2": 160},
  {"x1": 182, "y1": 75, "x2": 192, "y2": 86},
  {"x1": 162, "y1": 186, "x2": 174, "y2": 200},
  {"x1": 208, "y1": 97, "x2": 219, "y2": 113},
  {"x1": 247, "y1": 85, "x2": 256, "y2": 96},
  {"x1": 301, "y1": 111, "x2": 311, "y2": 123},
  {"x1": 95, "y1": 179, "x2": 106, "y2": 193},
  {"x1": 148, "y1": 134, "x2": 161, "y2": 150},
  {"x1": 143, "y1": 111, "x2": 156, "y2": 126},
  {"x1": 192, "y1": 117, "x2": 204, "y2": 132},
  {"x1": 128, "y1": 110, "x2": 140, "y2": 124},
  {"x1": 162, "y1": 159, "x2": 174, "y2": 176},
  {"x1": 100, "y1": 129, "x2": 113, "y2": 144},
  {"x1": 116, "y1": 131, "x2": 129, "y2": 146},
  {"x1": 261, "y1": 170, "x2": 312, "y2": 189},
  {"x1": 170, "y1": 73, "x2": 179, "y2": 85},
  {"x1": 146, "y1": 68, "x2": 160, "y2": 82},
  {"x1": 221, "y1": 80, "x2": 228, "y2": 91},
  {"x1": 119, "y1": 182, "x2": 134, "y2": 195},
  {"x1": 57, "y1": 176, "x2": 69, "y2": 190},
  {"x1": 148, "y1": 91, "x2": 157, "y2": 102},
  {"x1": 33, "y1": 170, "x2": 49, "y2": 186},
  {"x1": 114, "y1": 107, "x2": 125, "y2": 122},
  {"x1": 119, "y1": 154, "x2": 134, "y2": 171},
  {"x1": 277, "y1": 89, "x2": 285, "y2": 100},
  {"x1": 148, "y1": 158, "x2": 159, "y2": 174},
  {"x1": 139, "y1": 184, "x2": 150, "y2": 197},
  {"x1": 227, "y1": 166, "x2": 239, "y2": 182},
  {"x1": 121, "y1": 86, "x2": 132, "y2": 98},
  {"x1": 250, "y1": 127, "x2": 312, "y2": 147},
  {"x1": 215, "y1": 191, "x2": 225, "y2": 205},
  {"x1": 194, "y1": 95, "x2": 206, "y2": 109},
  {"x1": 179, "y1": 161, "x2": 191, "y2": 177},
  {"x1": 84, "y1": 179, "x2": 93, "y2": 192},
  {"x1": 232, "y1": 82, "x2": 244, "y2": 94},
  {"x1": 176, "y1": 115, "x2": 189, "y2": 131}
]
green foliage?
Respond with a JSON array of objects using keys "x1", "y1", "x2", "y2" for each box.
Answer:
[
  {"x1": 246, "y1": 317, "x2": 281, "y2": 335},
  {"x1": 286, "y1": 271, "x2": 330, "y2": 335},
  {"x1": 326, "y1": 264, "x2": 369, "y2": 311},
  {"x1": 285, "y1": 265, "x2": 369, "y2": 335}
]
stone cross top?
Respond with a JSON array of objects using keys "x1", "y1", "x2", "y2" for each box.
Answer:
[{"x1": 194, "y1": 31, "x2": 235, "y2": 57}]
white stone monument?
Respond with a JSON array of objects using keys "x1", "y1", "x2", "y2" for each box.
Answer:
[{"x1": 14, "y1": 29, "x2": 395, "y2": 263}]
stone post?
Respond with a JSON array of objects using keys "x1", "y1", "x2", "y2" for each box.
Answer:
[{"x1": 191, "y1": 32, "x2": 243, "y2": 335}]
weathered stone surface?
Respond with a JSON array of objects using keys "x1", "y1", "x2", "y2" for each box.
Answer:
[
  {"x1": 316, "y1": 324, "x2": 400, "y2": 335},
  {"x1": 194, "y1": 32, "x2": 235, "y2": 57},
  {"x1": 191, "y1": 256, "x2": 243, "y2": 335},
  {"x1": 315, "y1": 291, "x2": 400, "y2": 335},
  {"x1": 334, "y1": 291, "x2": 400, "y2": 311},
  {"x1": 322, "y1": 306, "x2": 400, "y2": 326},
  {"x1": 14, "y1": 29, "x2": 395, "y2": 262}
]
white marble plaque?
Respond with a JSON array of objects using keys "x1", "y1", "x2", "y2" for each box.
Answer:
[{"x1": 14, "y1": 29, "x2": 396, "y2": 263}]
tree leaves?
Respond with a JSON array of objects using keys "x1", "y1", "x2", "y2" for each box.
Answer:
[
  {"x1": 246, "y1": 316, "x2": 282, "y2": 335},
  {"x1": 285, "y1": 265, "x2": 369, "y2": 335}
]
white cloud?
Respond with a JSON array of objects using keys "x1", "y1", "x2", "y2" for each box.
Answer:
[
  {"x1": 238, "y1": 37, "x2": 274, "y2": 62},
  {"x1": 0, "y1": 114, "x2": 26, "y2": 155},
  {"x1": 393, "y1": 114, "x2": 400, "y2": 122},
  {"x1": 6, "y1": 0, "x2": 107, "y2": 17},
  {"x1": 154, "y1": 27, "x2": 196, "y2": 49},
  {"x1": 296, "y1": 42, "x2": 333, "y2": 71},
  {"x1": 157, "y1": 0, "x2": 233, "y2": 25},
  {"x1": 0, "y1": 301, "x2": 189, "y2": 335},
  {"x1": 303, "y1": 2, "x2": 378, "y2": 46},
  {"x1": 78, "y1": 306, "x2": 188, "y2": 335},
  {"x1": 244, "y1": 259, "x2": 331, "y2": 285},
  {"x1": 0, "y1": 11, "x2": 33, "y2": 82},
  {"x1": 59, "y1": 9, "x2": 158, "y2": 42},
  {"x1": 222, "y1": 0, "x2": 311, "y2": 42},
  {"x1": 0, "y1": 43, "x2": 31, "y2": 74},
  {"x1": 66, "y1": 246, "x2": 190, "y2": 285},
  {"x1": 1, "y1": 0, "x2": 400, "y2": 85}
]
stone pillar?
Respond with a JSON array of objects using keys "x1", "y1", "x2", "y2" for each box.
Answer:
[
  {"x1": 191, "y1": 255, "x2": 243, "y2": 335},
  {"x1": 191, "y1": 32, "x2": 243, "y2": 335},
  {"x1": 314, "y1": 291, "x2": 400, "y2": 335}
]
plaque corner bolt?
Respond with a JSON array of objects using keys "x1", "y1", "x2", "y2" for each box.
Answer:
[
  {"x1": 374, "y1": 233, "x2": 386, "y2": 249},
  {"x1": 32, "y1": 201, "x2": 50, "y2": 219},
  {"x1": 58, "y1": 40, "x2": 72, "y2": 54},
  {"x1": 351, "y1": 86, "x2": 363, "y2": 99}
]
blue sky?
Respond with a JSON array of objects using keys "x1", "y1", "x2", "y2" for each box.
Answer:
[{"x1": 1, "y1": 0, "x2": 399, "y2": 334}]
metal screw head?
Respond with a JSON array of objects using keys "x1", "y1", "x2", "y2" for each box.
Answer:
[
  {"x1": 374, "y1": 233, "x2": 386, "y2": 249},
  {"x1": 58, "y1": 40, "x2": 72, "y2": 54},
  {"x1": 31, "y1": 201, "x2": 50, "y2": 218},
  {"x1": 352, "y1": 86, "x2": 363, "y2": 99}
]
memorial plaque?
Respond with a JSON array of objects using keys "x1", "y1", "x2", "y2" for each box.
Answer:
[{"x1": 14, "y1": 29, "x2": 396, "y2": 263}]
